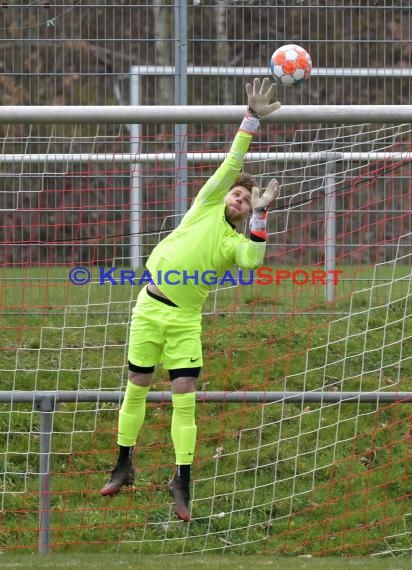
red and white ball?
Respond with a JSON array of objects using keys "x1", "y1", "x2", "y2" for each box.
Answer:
[{"x1": 269, "y1": 44, "x2": 312, "y2": 87}]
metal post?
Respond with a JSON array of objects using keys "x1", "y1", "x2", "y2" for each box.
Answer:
[
  {"x1": 324, "y1": 155, "x2": 339, "y2": 302},
  {"x1": 2, "y1": 389, "x2": 409, "y2": 406},
  {"x1": 36, "y1": 395, "x2": 55, "y2": 554},
  {"x1": 2, "y1": 105, "x2": 412, "y2": 124},
  {"x1": 174, "y1": 0, "x2": 188, "y2": 223},
  {"x1": 130, "y1": 66, "x2": 141, "y2": 268}
]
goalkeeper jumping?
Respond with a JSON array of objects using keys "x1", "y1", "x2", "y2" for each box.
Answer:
[{"x1": 100, "y1": 78, "x2": 281, "y2": 522}]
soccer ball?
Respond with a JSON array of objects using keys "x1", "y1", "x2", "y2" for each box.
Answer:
[{"x1": 269, "y1": 44, "x2": 312, "y2": 87}]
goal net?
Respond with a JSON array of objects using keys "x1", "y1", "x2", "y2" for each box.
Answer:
[{"x1": 0, "y1": 117, "x2": 411, "y2": 556}]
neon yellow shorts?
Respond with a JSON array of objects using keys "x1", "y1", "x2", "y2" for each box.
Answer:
[{"x1": 127, "y1": 287, "x2": 203, "y2": 370}]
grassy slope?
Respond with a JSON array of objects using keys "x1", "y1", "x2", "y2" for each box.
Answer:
[
  {"x1": 1, "y1": 553, "x2": 411, "y2": 570},
  {"x1": 0, "y1": 265, "x2": 410, "y2": 556}
]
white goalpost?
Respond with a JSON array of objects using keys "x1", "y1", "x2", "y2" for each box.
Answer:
[{"x1": 0, "y1": 107, "x2": 411, "y2": 556}]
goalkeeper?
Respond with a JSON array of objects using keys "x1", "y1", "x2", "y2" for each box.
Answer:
[{"x1": 100, "y1": 78, "x2": 281, "y2": 522}]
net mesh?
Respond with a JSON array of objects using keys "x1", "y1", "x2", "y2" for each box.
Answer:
[
  {"x1": 1, "y1": 0, "x2": 412, "y2": 557},
  {"x1": 0, "y1": 120, "x2": 411, "y2": 555}
]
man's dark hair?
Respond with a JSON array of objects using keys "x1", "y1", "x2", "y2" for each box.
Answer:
[{"x1": 229, "y1": 172, "x2": 256, "y2": 193}]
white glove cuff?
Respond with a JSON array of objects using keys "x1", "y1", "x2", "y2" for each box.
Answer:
[
  {"x1": 249, "y1": 212, "x2": 268, "y2": 233},
  {"x1": 240, "y1": 114, "x2": 260, "y2": 134}
]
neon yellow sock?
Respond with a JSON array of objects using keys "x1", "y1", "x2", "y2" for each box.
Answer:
[
  {"x1": 117, "y1": 382, "x2": 150, "y2": 447},
  {"x1": 171, "y1": 392, "x2": 197, "y2": 465}
]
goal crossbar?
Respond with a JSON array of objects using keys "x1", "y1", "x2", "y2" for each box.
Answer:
[
  {"x1": 1, "y1": 152, "x2": 412, "y2": 164},
  {"x1": 2, "y1": 105, "x2": 412, "y2": 123}
]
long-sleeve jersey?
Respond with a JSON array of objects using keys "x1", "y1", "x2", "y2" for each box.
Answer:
[{"x1": 146, "y1": 118, "x2": 266, "y2": 312}]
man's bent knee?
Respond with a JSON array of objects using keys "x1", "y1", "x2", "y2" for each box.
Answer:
[
  {"x1": 170, "y1": 376, "x2": 197, "y2": 394},
  {"x1": 128, "y1": 361, "x2": 154, "y2": 387}
]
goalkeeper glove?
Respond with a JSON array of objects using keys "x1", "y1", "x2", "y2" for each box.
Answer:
[
  {"x1": 249, "y1": 178, "x2": 280, "y2": 240},
  {"x1": 246, "y1": 77, "x2": 282, "y2": 118},
  {"x1": 241, "y1": 77, "x2": 282, "y2": 134}
]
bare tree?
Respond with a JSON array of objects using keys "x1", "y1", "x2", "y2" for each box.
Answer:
[
  {"x1": 153, "y1": 0, "x2": 173, "y2": 105},
  {"x1": 215, "y1": 0, "x2": 231, "y2": 105}
]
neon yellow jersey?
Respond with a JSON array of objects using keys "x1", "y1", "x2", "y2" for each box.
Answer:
[{"x1": 146, "y1": 124, "x2": 266, "y2": 312}]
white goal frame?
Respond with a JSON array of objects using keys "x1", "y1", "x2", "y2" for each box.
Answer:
[
  {"x1": 1, "y1": 105, "x2": 411, "y2": 555},
  {"x1": 2, "y1": 105, "x2": 412, "y2": 299}
]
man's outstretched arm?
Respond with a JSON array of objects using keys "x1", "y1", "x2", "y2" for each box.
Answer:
[{"x1": 195, "y1": 78, "x2": 281, "y2": 206}]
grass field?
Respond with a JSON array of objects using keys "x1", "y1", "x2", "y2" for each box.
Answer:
[
  {"x1": 0, "y1": 264, "x2": 411, "y2": 558},
  {"x1": 1, "y1": 553, "x2": 411, "y2": 570}
]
